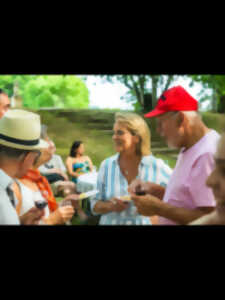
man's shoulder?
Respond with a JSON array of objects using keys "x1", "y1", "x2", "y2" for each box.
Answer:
[
  {"x1": 196, "y1": 130, "x2": 220, "y2": 157},
  {"x1": 52, "y1": 154, "x2": 62, "y2": 162},
  {"x1": 203, "y1": 129, "x2": 221, "y2": 146},
  {"x1": 182, "y1": 130, "x2": 221, "y2": 161},
  {"x1": 0, "y1": 169, "x2": 13, "y2": 190}
]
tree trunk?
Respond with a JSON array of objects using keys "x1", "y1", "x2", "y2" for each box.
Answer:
[
  {"x1": 212, "y1": 89, "x2": 218, "y2": 112},
  {"x1": 151, "y1": 76, "x2": 158, "y2": 108},
  {"x1": 218, "y1": 95, "x2": 225, "y2": 113},
  {"x1": 211, "y1": 75, "x2": 218, "y2": 112},
  {"x1": 143, "y1": 93, "x2": 153, "y2": 112}
]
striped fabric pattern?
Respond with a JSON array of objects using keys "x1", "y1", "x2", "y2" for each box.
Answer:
[{"x1": 90, "y1": 154, "x2": 173, "y2": 225}]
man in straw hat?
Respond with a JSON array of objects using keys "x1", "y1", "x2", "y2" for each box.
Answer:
[
  {"x1": 0, "y1": 109, "x2": 49, "y2": 224},
  {"x1": 129, "y1": 85, "x2": 220, "y2": 225}
]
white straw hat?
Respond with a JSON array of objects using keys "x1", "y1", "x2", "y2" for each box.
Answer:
[{"x1": 0, "y1": 109, "x2": 49, "y2": 150}]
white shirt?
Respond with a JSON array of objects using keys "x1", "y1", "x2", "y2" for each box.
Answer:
[
  {"x1": 0, "y1": 169, "x2": 20, "y2": 225},
  {"x1": 90, "y1": 154, "x2": 173, "y2": 225},
  {"x1": 18, "y1": 182, "x2": 50, "y2": 224},
  {"x1": 39, "y1": 154, "x2": 66, "y2": 174},
  {"x1": 77, "y1": 171, "x2": 98, "y2": 193}
]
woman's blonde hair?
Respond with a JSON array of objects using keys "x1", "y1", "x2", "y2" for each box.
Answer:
[{"x1": 115, "y1": 112, "x2": 151, "y2": 156}]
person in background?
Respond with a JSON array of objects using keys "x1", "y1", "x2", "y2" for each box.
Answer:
[
  {"x1": 190, "y1": 133, "x2": 225, "y2": 225},
  {"x1": 66, "y1": 141, "x2": 94, "y2": 184},
  {"x1": 0, "y1": 109, "x2": 49, "y2": 225},
  {"x1": 66, "y1": 141, "x2": 94, "y2": 217},
  {"x1": 129, "y1": 86, "x2": 220, "y2": 225},
  {"x1": 38, "y1": 125, "x2": 76, "y2": 197},
  {"x1": 90, "y1": 112, "x2": 172, "y2": 225},
  {"x1": 0, "y1": 89, "x2": 11, "y2": 118}
]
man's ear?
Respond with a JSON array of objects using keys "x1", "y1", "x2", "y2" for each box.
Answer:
[
  {"x1": 176, "y1": 111, "x2": 185, "y2": 127},
  {"x1": 19, "y1": 151, "x2": 34, "y2": 165}
]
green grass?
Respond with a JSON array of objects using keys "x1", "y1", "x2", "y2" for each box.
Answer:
[
  {"x1": 37, "y1": 109, "x2": 117, "y2": 168},
  {"x1": 201, "y1": 112, "x2": 225, "y2": 134}
]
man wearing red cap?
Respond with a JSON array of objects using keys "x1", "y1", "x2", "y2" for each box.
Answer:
[{"x1": 129, "y1": 85, "x2": 220, "y2": 225}]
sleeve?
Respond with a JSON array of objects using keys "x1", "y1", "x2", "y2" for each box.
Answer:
[
  {"x1": 89, "y1": 159, "x2": 107, "y2": 216},
  {"x1": 56, "y1": 155, "x2": 67, "y2": 173},
  {"x1": 156, "y1": 158, "x2": 173, "y2": 188},
  {"x1": 38, "y1": 164, "x2": 48, "y2": 175},
  {"x1": 187, "y1": 153, "x2": 216, "y2": 208}
]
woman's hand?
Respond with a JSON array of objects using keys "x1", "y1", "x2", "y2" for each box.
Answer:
[
  {"x1": 20, "y1": 207, "x2": 45, "y2": 225},
  {"x1": 63, "y1": 194, "x2": 81, "y2": 210},
  {"x1": 128, "y1": 179, "x2": 148, "y2": 194},
  {"x1": 131, "y1": 193, "x2": 161, "y2": 216},
  {"x1": 93, "y1": 198, "x2": 129, "y2": 215},
  {"x1": 128, "y1": 179, "x2": 165, "y2": 200},
  {"x1": 44, "y1": 206, "x2": 75, "y2": 225},
  {"x1": 109, "y1": 197, "x2": 129, "y2": 212}
]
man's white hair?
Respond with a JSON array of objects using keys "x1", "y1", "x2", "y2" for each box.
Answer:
[{"x1": 181, "y1": 111, "x2": 201, "y2": 124}]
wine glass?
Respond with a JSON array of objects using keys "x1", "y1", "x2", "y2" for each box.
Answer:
[{"x1": 33, "y1": 193, "x2": 48, "y2": 210}]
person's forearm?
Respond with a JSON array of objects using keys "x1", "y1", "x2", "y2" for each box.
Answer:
[
  {"x1": 189, "y1": 212, "x2": 215, "y2": 225},
  {"x1": 156, "y1": 202, "x2": 212, "y2": 225},
  {"x1": 68, "y1": 171, "x2": 79, "y2": 177},
  {"x1": 93, "y1": 201, "x2": 114, "y2": 214},
  {"x1": 19, "y1": 215, "x2": 27, "y2": 225}
]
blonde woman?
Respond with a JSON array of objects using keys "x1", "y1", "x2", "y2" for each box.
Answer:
[{"x1": 90, "y1": 112, "x2": 173, "y2": 225}]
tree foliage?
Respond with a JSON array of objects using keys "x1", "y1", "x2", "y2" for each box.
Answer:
[
  {"x1": 100, "y1": 75, "x2": 178, "y2": 112},
  {"x1": 188, "y1": 75, "x2": 225, "y2": 112},
  {"x1": 0, "y1": 75, "x2": 89, "y2": 109}
]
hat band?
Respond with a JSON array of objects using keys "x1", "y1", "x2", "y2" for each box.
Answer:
[{"x1": 0, "y1": 133, "x2": 39, "y2": 146}]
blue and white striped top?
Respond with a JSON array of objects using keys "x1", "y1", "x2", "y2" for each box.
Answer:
[{"x1": 90, "y1": 154, "x2": 173, "y2": 225}]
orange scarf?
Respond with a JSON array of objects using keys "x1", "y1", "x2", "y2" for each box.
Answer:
[{"x1": 21, "y1": 169, "x2": 58, "y2": 212}]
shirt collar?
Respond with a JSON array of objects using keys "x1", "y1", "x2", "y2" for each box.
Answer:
[
  {"x1": 0, "y1": 169, "x2": 14, "y2": 190},
  {"x1": 112, "y1": 153, "x2": 151, "y2": 166}
]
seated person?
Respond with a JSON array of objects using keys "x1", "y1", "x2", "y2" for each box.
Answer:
[
  {"x1": 39, "y1": 125, "x2": 77, "y2": 197},
  {"x1": 39, "y1": 142, "x2": 68, "y2": 182},
  {"x1": 13, "y1": 137, "x2": 87, "y2": 225},
  {"x1": 66, "y1": 141, "x2": 94, "y2": 184}
]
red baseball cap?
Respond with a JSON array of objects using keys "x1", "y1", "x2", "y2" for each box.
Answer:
[{"x1": 144, "y1": 85, "x2": 198, "y2": 118}]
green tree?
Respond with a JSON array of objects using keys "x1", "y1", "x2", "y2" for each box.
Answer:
[
  {"x1": 100, "y1": 75, "x2": 177, "y2": 112},
  {"x1": 188, "y1": 75, "x2": 225, "y2": 113},
  {"x1": 0, "y1": 75, "x2": 89, "y2": 109},
  {"x1": 0, "y1": 75, "x2": 38, "y2": 97}
]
